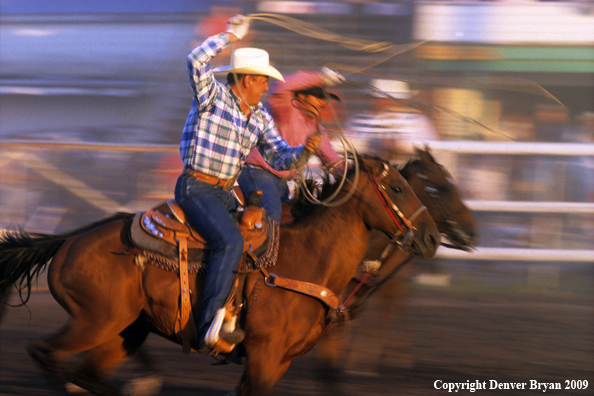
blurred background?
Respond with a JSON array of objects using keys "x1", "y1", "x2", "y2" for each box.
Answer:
[{"x1": 1, "y1": 0, "x2": 593, "y2": 394}]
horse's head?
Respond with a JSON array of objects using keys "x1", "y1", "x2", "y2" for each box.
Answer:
[
  {"x1": 400, "y1": 147, "x2": 476, "y2": 251},
  {"x1": 358, "y1": 155, "x2": 440, "y2": 259}
]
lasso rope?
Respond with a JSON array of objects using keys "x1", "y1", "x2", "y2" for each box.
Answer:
[
  {"x1": 248, "y1": 13, "x2": 393, "y2": 53},
  {"x1": 289, "y1": 95, "x2": 360, "y2": 207},
  {"x1": 232, "y1": 13, "x2": 567, "y2": 204},
  {"x1": 247, "y1": 13, "x2": 568, "y2": 113},
  {"x1": 248, "y1": 13, "x2": 431, "y2": 79},
  {"x1": 238, "y1": 14, "x2": 427, "y2": 206}
]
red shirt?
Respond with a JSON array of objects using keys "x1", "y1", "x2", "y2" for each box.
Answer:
[{"x1": 244, "y1": 71, "x2": 341, "y2": 178}]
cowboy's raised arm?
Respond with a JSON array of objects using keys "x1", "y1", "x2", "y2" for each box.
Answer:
[{"x1": 186, "y1": 16, "x2": 249, "y2": 111}]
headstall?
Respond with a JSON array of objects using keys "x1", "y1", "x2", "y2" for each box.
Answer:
[{"x1": 366, "y1": 162, "x2": 427, "y2": 251}]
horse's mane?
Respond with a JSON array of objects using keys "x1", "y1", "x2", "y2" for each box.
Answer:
[
  {"x1": 399, "y1": 147, "x2": 439, "y2": 178},
  {"x1": 398, "y1": 158, "x2": 418, "y2": 179},
  {"x1": 291, "y1": 154, "x2": 393, "y2": 221}
]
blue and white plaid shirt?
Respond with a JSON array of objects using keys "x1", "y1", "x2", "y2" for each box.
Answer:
[{"x1": 179, "y1": 33, "x2": 305, "y2": 180}]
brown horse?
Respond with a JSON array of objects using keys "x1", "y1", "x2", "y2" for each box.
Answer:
[
  {"x1": 313, "y1": 148, "x2": 476, "y2": 382},
  {"x1": 0, "y1": 156, "x2": 440, "y2": 396}
]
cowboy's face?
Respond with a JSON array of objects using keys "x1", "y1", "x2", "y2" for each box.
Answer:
[
  {"x1": 296, "y1": 93, "x2": 328, "y2": 117},
  {"x1": 241, "y1": 75, "x2": 269, "y2": 106}
]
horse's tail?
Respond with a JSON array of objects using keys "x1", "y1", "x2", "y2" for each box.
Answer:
[
  {"x1": 0, "y1": 212, "x2": 135, "y2": 312},
  {"x1": 0, "y1": 285, "x2": 12, "y2": 324},
  {"x1": 0, "y1": 230, "x2": 67, "y2": 309}
]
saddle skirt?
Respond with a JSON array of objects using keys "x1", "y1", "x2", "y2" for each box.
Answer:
[{"x1": 130, "y1": 199, "x2": 279, "y2": 271}]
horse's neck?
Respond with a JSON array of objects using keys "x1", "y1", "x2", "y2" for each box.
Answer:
[{"x1": 279, "y1": 200, "x2": 372, "y2": 294}]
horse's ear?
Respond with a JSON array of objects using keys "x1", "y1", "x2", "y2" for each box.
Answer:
[
  {"x1": 359, "y1": 156, "x2": 386, "y2": 176},
  {"x1": 416, "y1": 146, "x2": 436, "y2": 165}
]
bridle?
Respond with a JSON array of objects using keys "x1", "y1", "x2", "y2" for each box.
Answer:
[
  {"x1": 336, "y1": 161, "x2": 472, "y2": 319},
  {"x1": 366, "y1": 161, "x2": 427, "y2": 252},
  {"x1": 331, "y1": 162, "x2": 428, "y2": 320}
]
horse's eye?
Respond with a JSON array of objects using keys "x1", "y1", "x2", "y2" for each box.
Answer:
[{"x1": 391, "y1": 186, "x2": 403, "y2": 194}]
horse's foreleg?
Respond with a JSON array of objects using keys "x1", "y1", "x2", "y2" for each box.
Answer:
[
  {"x1": 121, "y1": 346, "x2": 164, "y2": 396},
  {"x1": 378, "y1": 273, "x2": 414, "y2": 369},
  {"x1": 312, "y1": 333, "x2": 345, "y2": 394},
  {"x1": 238, "y1": 344, "x2": 290, "y2": 396},
  {"x1": 238, "y1": 361, "x2": 291, "y2": 396},
  {"x1": 314, "y1": 327, "x2": 347, "y2": 369}
]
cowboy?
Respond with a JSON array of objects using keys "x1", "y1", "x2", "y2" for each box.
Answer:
[
  {"x1": 347, "y1": 78, "x2": 438, "y2": 162},
  {"x1": 174, "y1": 15, "x2": 320, "y2": 353},
  {"x1": 238, "y1": 68, "x2": 345, "y2": 223}
]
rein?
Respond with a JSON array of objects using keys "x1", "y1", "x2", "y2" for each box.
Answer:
[
  {"x1": 341, "y1": 253, "x2": 415, "y2": 315},
  {"x1": 337, "y1": 161, "x2": 472, "y2": 317},
  {"x1": 255, "y1": 162, "x2": 429, "y2": 362},
  {"x1": 256, "y1": 163, "x2": 425, "y2": 303}
]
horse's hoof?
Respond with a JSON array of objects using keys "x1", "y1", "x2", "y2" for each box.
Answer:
[
  {"x1": 121, "y1": 374, "x2": 164, "y2": 396},
  {"x1": 65, "y1": 370, "x2": 123, "y2": 396},
  {"x1": 344, "y1": 369, "x2": 381, "y2": 378},
  {"x1": 224, "y1": 386, "x2": 240, "y2": 396},
  {"x1": 65, "y1": 382, "x2": 87, "y2": 394}
]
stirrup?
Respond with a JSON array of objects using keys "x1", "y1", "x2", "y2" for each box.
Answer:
[
  {"x1": 202, "y1": 308, "x2": 242, "y2": 355},
  {"x1": 220, "y1": 314, "x2": 245, "y2": 344}
]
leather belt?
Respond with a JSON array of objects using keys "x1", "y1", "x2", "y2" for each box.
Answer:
[{"x1": 186, "y1": 169, "x2": 236, "y2": 191}]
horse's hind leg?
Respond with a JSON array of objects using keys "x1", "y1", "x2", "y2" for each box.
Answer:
[
  {"x1": 65, "y1": 323, "x2": 153, "y2": 396},
  {"x1": 27, "y1": 340, "x2": 69, "y2": 394},
  {"x1": 64, "y1": 336, "x2": 131, "y2": 396},
  {"x1": 27, "y1": 299, "x2": 142, "y2": 394},
  {"x1": 33, "y1": 228, "x2": 145, "y2": 393},
  {"x1": 26, "y1": 321, "x2": 130, "y2": 396}
]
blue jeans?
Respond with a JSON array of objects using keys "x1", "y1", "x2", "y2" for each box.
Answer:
[
  {"x1": 174, "y1": 174, "x2": 242, "y2": 339},
  {"x1": 237, "y1": 166, "x2": 288, "y2": 223}
]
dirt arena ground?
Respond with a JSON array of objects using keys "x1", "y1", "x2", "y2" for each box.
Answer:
[{"x1": 1, "y1": 276, "x2": 593, "y2": 396}]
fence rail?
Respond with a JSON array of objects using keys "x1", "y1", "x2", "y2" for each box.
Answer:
[
  {"x1": 2, "y1": 139, "x2": 592, "y2": 263},
  {"x1": 4, "y1": 139, "x2": 594, "y2": 155},
  {"x1": 436, "y1": 247, "x2": 593, "y2": 262},
  {"x1": 466, "y1": 200, "x2": 594, "y2": 214},
  {"x1": 406, "y1": 140, "x2": 594, "y2": 156},
  {"x1": 0, "y1": 140, "x2": 594, "y2": 157}
]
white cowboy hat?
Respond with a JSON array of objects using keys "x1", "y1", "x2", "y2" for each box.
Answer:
[
  {"x1": 213, "y1": 48, "x2": 285, "y2": 82},
  {"x1": 369, "y1": 78, "x2": 411, "y2": 99}
]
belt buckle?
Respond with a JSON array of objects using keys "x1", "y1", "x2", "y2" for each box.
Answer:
[{"x1": 222, "y1": 177, "x2": 236, "y2": 191}]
